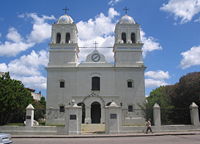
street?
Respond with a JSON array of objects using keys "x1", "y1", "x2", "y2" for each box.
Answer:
[{"x1": 13, "y1": 135, "x2": 200, "y2": 144}]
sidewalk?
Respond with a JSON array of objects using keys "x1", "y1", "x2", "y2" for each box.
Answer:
[{"x1": 12, "y1": 131, "x2": 200, "y2": 138}]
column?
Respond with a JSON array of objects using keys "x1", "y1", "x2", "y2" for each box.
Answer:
[
  {"x1": 127, "y1": 31, "x2": 131, "y2": 43},
  {"x1": 25, "y1": 104, "x2": 34, "y2": 127},
  {"x1": 85, "y1": 106, "x2": 91, "y2": 124},
  {"x1": 190, "y1": 102, "x2": 200, "y2": 126},
  {"x1": 101, "y1": 106, "x2": 105, "y2": 123}
]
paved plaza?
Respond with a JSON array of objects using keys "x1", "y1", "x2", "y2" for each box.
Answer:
[{"x1": 13, "y1": 135, "x2": 200, "y2": 144}]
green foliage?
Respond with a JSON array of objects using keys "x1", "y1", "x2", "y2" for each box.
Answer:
[
  {"x1": 138, "y1": 101, "x2": 153, "y2": 123},
  {"x1": 148, "y1": 86, "x2": 174, "y2": 124},
  {"x1": 32, "y1": 97, "x2": 46, "y2": 122},
  {"x1": 0, "y1": 72, "x2": 33, "y2": 125}
]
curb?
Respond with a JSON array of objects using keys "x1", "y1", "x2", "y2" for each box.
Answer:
[{"x1": 12, "y1": 132, "x2": 200, "y2": 138}]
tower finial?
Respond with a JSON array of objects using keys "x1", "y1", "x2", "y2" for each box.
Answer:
[
  {"x1": 62, "y1": 7, "x2": 69, "y2": 14},
  {"x1": 123, "y1": 7, "x2": 129, "y2": 14},
  {"x1": 93, "y1": 41, "x2": 98, "y2": 50}
]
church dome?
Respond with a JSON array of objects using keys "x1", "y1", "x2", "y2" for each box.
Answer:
[
  {"x1": 57, "y1": 14, "x2": 73, "y2": 24},
  {"x1": 118, "y1": 15, "x2": 136, "y2": 24}
]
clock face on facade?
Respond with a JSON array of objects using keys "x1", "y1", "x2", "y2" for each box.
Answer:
[{"x1": 91, "y1": 53, "x2": 100, "y2": 62}]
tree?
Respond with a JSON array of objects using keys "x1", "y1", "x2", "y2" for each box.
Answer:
[
  {"x1": 0, "y1": 72, "x2": 33, "y2": 125},
  {"x1": 169, "y1": 72, "x2": 200, "y2": 124},
  {"x1": 32, "y1": 97, "x2": 46, "y2": 122}
]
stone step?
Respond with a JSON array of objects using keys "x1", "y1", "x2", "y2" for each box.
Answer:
[{"x1": 81, "y1": 124, "x2": 105, "y2": 134}]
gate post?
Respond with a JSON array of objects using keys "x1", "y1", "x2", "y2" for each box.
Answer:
[
  {"x1": 105, "y1": 101, "x2": 121, "y2": 134},
  {"x1": 190, "y1": 102, "x2": 200, "y2": 126},
  {"x1": 153, "y1": 103, "x2": 161, "y2": 131},
  {"x1": 65, "y1": 103, "x2": 82, "y2": 134},
  {"x1": 25, "y1": 104, "x2": 34, "y2": 127}
]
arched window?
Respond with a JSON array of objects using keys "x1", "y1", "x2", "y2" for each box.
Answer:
[
  {"x1": 60, "y1": 80, "x2": 65, "y2": 88},
  {"x1": 66, "y1": 33, "x2": 70, "y2": 43},
  {"x1": 92, "y1": 77, "x2": 100, "y2": 91},
  {"x1": 121, "y1": 32, "x2": 126, "y2": 43},
  {"x1": 56, "y1": 33, "x2": 61, "y2": 43},
  {"x1": 131, "y1": 33, "x2": 136, "y2": 43}
]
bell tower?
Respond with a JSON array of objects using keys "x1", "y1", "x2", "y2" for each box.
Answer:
[
  {"x1": 113, "y1": 14, "x2": 144, "y2": 67},
  {"x1": 48, "y1": 13, "x2": 79, "y2": 67}
]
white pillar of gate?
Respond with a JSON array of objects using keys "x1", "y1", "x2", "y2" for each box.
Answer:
[
  {"x1": 190, "y1": 102, "x2": 200, "y2": 126},
  {"x1": 25, "y1": 104, "x2": 34, "y2": 127},
  {"x1": 65, "y1": 103, "x2": 82, "y2": 134},
  {"x1": 153, "y1": 103, "x2": 161, "y2": 131},
  {"x1": 105, "y1": 101, "x2": 121, "y2": 134}
]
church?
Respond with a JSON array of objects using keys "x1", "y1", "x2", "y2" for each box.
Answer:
[{"x1": 46, "y1": 11, "x2": 146, "y2": 125}]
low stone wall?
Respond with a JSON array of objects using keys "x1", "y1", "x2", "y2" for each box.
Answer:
[
  {"x1": 160, "y1": 125, "x2": 200, "y2": 132},
  {"x1": 120, "y1": 125, "x2": 200, "y2": 133},
  {"x1": 1, "y1": 125, "x2": 200, "y2": 135},
  {"x1": 121, "y1": 126, "x2": 146, "y2": 133},
  {"x1": 0, "y1": 126, "x2": 57, "y2": 135}
]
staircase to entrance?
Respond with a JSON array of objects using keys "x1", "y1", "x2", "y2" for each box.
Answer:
[{"x1": 81, "y1": 124, "x2": 105, "y2": 134}]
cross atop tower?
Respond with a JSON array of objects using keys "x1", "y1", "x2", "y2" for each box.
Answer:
[
  {"x1": 123, "y1": 7, "x2": 129, "y2": 14},
  {"x1": 93, "y1": 41, "x2": 98, "y2": 50},
  {"x1": 62, "y1": 7, "x2": 69, "y2": 14}
]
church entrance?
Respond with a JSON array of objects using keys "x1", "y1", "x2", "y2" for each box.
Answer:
[{"x1": 91, "y1": 102, "x2": 101, "y2": 123}]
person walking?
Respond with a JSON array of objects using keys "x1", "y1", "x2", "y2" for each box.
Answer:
[{"x1": 145, "y1": 119, "x2": 153, "y2": 134}]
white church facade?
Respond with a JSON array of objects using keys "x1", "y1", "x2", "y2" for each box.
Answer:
[{"x1": 46, "y1": 12, "x2": 146, "y2": 125}]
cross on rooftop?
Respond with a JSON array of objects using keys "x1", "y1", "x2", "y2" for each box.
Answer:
[
  {"x1": 93, "y1": 41, "x2": 98, "y2": 50},
  {"x1": 123, "y1": 7, "x2": 129, "y2": 14},
  {"x1": 62, "y1": 7, "x2": 69, "y2": 14}
]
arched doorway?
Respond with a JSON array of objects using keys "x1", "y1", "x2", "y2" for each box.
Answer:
[
  {"x1": 91, "y1": 102, "x2": 101, "y2": 123},
  {"x1": 77, "y1": 102, "x2": 85, "y2": 123}
]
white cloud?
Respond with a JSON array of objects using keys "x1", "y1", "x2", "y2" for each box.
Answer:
[
  {"x1": 145, "y1": 70, "x2": 170, "y2": 80},
  {"x1": 141, "y1": 30, "x2": 162, "y2": 57},
  {"x1": 24, "y1": 13, "x2": 55, "y2": 43},
  {"x1": 0, "y1": 26, "x2": 33, "y2": 57},
  {"x1": 108, "y1": 7, "x2": 120, "y2": 18},
  {"x1": 145, "y1": 70, "x2": 170, "y2": 88},
  {"x1": 13, "y1": 75, "x2": 47, "y2": 89},
  {"x1": 77, "y1": 8, "x2": 118, "y2": 40},
  {"x1": 0, "y1": 13, "x2": 54, "y2": 57},
  {"x1": 0, "y1": 50, "x2": 48, "y2": 90},
  {"x1": 0, "y1": 41, "x2": 34, "y2": 57},
  {"x1": 0, "y1": 63, "x2": 8, "y2": 72},
  {"x1": 180, "y1": 46, "x2": 200, "y2": 69},
  {"x1": 145, "y1": 79, "x2": 168, "y2": 88},
  {"x1": 160, "y1": 0, "x2": 200, "y2": 24},
  {"x1": 108, "y1": 0, "x2": 122, "y2": 6},
  {"x1": 6, "y1": 27, "x2": 22, "y2": 42}
]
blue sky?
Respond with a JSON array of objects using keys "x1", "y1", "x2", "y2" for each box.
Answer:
[{"x1": 0, "y1": 0, "x2": 200, "y2": 97}]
